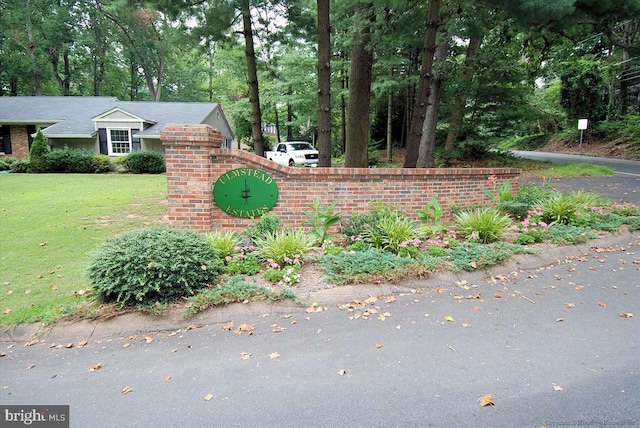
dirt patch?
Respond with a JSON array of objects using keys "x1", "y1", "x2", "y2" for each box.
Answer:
[{"x1": 538, "y1": 135, "x2": 639, "y2": 161}]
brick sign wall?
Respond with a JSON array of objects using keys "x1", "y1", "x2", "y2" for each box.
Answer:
[{"x1": 161, "y1": 124, "x2": 521, "y2": 232}]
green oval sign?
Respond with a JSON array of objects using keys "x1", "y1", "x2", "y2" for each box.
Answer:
[{"x1": 213, "y1": 168, "x2": 279, "y2": 218}]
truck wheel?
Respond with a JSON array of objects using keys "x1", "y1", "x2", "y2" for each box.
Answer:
[{"x1": 288, "y1": 159, "x2": 295, "y2": 167}]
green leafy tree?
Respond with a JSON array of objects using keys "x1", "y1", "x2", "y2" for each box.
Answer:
[{"x1": 559, "y1": 60, "x2": 608, "y2": 122}]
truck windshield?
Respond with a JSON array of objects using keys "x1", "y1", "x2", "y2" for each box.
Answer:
[{"x1": 290, "y1": 143, "x2": 314, "y2": 150}]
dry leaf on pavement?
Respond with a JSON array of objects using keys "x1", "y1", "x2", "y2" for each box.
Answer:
[{"x1": 479, "y1": 394, "x2": 494, "y2": 407}]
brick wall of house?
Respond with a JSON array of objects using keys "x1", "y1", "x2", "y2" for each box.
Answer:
[
  {"x1": 1, "y1": 126, "x2": 30, "y2": 159},
  {"x1": 162, "y1": 124, "x2": 521, "y2": 233}
]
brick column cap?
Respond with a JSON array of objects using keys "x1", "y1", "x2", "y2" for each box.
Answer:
[{"x1": 161, "y1": 124, "x2": 222, "y2": 148}]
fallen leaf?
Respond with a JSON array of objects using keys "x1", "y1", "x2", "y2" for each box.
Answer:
[
  {"x1": 386, "y1": 295, "x2": 397, "y2": 303},
  {"x1": 338, "y1": 369, "x2": 347, "y2": 376},
  {"x1": 221, "y1": 322, "x2": 234, "y2": 330},
  {"x1": 145, "y1": 336, "x2": 154, "y2": 343},
  {"x1": 494, "y1": 294, "x2": 502, "y2": 299},
  {"x1": 203, "y1": 393, "x2": 214, "y2": 401},
  {"x1": 50, "y1": 285, "x2": 58, "y2": 291},
  {"x1": 462, "y1": 323, "x2": 471, "y2": 328},
  {"x1": 122, "y1": 343, "x2": 131, "y2": 348},
  {"x1": 2, "y1": 308, "x2": 10, "y2": 314},
  {"x1": 444, "y1": 316, "x2": 454, "y2": 322},
  {"x1": 77, "y1": 340, "x2": 88, "y2": 348},
  {"x1": 234, "y1": 324, "x2": 255, "y2": 334},
  {"x1": 121, "y1": 386, "x2": 133, "y2": 395},
  {"x1": 620, "y1": 313, "x2": 634, "y2": 318},
  {"x1": 598, "y1": 302, "x2": 607, "y2": 308},
  {"x1": 556, "y1": 318, "x2": 564, "y2": 322},
  {"x1": 375, "y1": 343, "x2": 383, "y2": 349},
  {"x1": 269, "y1": 352, "x2": 280, "y2": 360},
  {"x1": 27, "y1": 363, "x2": 35, "y2": 370},
  {"x1": 479, "y1": 394, "x2": 494, "y2": 407},
  {"x1": 473, "y1": 306, "x2": 482, "y2": 312},
  {"x1": 39, "y1": 242, "x2": 46, "y2": 246},
  {"x1": 164, "y1": 376, "x2": 171, "y2": 382},
  {"x1": 24, "y1": 338, "x2": 38, "y2": 347},
  {"x1": 89, "y1": 363, "x2": 101, "y2": 372},
  {"x1": 240, "y1": 352, "x2": 253, "y2": 360},
  {"x1": 552, "y1": 385, "x2": 565, "y2": 391},
  {"x1": 564, "y1": 303, "x2": 575, "y2": 308}
]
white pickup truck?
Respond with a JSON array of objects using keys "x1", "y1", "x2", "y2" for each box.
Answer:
[{"x1": 265, "y1": 141, "x2": 319, "y2": 167}]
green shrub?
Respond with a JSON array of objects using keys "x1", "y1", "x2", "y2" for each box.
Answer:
[
  {"x1": 112, "y1": 156, "x2": 128, "y2": 172},
  {"x1": 205, "y1": 231, "x2": 245, "y2": 259},
  {"x1": 363, "y1": 211, "x2": 418, "y2": 255},
  {"x1": 29, "y1": 129, "x2": 49, "y2": 173},
  {"x1": 454, "y1": 208, "x2": 512, "y2": 244},
  {"x1": 125, "y1": 150, "x2": 165, "y2": 174},
  {"x1": 93, "y1": 155, "x2": 112, "y2": 173},
  {"x1": 87, "y1": 226, "x2": 222, "y2": 307},
  {"x1": 448, "y1": 242, "x2": 534, "y2": 272},
  {"x1": 319, "y1": 247, "x2": 419, "y2": 285},
  {"x1": 0, "y1": 157, "x2": 18, "y2": 171},
  {"x1": 10, "y1": 159, "x2": 30, "y2": 173},
  {"x1": 303, "y1": 198, "x2": 341, "y2": 246},
  {"x1": 244, "y1": 213, "x2": 283, "y2": 243},
  {"x1": 45, "y1": 147, "x2": 95, "y2": 173},
  {"x1": 547, "y1": 225, "x2": 596, "y2": 245},
  {"x1": 182, "y1": 275, "x2": 297, "y2": 317},
  {"x1": 264, "y1": 264, "x2": 301, "y2": 286},
  {"x1": 223, "y1": 252, "x2": 261, "y2": 276},
  {"x1": 538, "y1": 191, "x2": 606, "y2": 226},
  {"x1": 341, "y1": 212, "x2": 374, "y2": 240},
  {"x1": 253, "y1": 228, "x2": 314, "y2": 267},
  {"x1": 416, "y1": 195, "x2": 448, "y2": 238},
  {"x1": 505, "y1": 183, "x2": 555, "y2": 219}
]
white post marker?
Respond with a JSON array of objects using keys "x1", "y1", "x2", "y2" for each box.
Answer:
[{"x1": 578, "y1": 119, "x2": 588, "y2": 147}]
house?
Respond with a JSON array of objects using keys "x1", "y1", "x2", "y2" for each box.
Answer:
[{"x1": 0, "y1": 96, "x2": 236, "y2": 159}]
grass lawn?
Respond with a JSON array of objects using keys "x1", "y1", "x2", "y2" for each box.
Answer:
[{"x1": 0, "y1": 174, "x2": 168, "y2": 327}]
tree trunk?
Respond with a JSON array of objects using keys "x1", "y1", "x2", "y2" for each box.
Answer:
[
  {"x1": 241, "y1": 4, "x2": 265, "y2": 157},
  {"x1": 386, "y1": 88, "x2": 393, "y2": 163},
  {"x1": 287, "y1": 98, "x2": 293, "y2": 141},
  {"x1": 345, "y1": 3, "x2": 375, "y2": 168},
  {"x1": 444, "y1": 35, "x2": 482, "y2": 152},
  {"x1": 340, "y1": 51, "x2": 347, "y2": 154},
  {"x1": 402, "y1": 0, "x2": 442, "y2": 167},
  {"x1": 317, "y1": 0, "x2": 332, "y2": 167},
  {"x1": 274, "y1": 105, "x2": 281, "y2": 143},
  {"x1": 25, "y1": 10, "x2": 43, "y2": 96},
  {"x1": 416, "y1": 43, "x2": 447, "y2": 167}
]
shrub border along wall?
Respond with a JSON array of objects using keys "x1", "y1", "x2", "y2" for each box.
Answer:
[{"x1": 161, "y1": 124, "x2": 521, "y2": 232}]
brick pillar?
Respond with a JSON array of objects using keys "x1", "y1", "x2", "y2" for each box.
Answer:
[{"x1": 161, "y1": 124, "x2": 222, "y2": 231}]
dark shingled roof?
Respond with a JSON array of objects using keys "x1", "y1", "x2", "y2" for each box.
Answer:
[{"x1": 0, "y1": 96, "x2": 226, "y2": 138}]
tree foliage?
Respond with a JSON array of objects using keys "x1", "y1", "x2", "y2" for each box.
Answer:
[{"x1": 1, "y1": 0, "x2": 638, "y2": 164}]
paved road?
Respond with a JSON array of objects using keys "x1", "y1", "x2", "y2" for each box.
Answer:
[
  {"x1": 510, "y1": 150, "x2": 640, "y2": 177},
  {"x1": 1, "y1": 231, "x2": 639, "y2": 428}
]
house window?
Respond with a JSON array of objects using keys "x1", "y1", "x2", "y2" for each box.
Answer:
[{"x1": 108, "y1": 129, "x2": 131, "y2": 155}]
